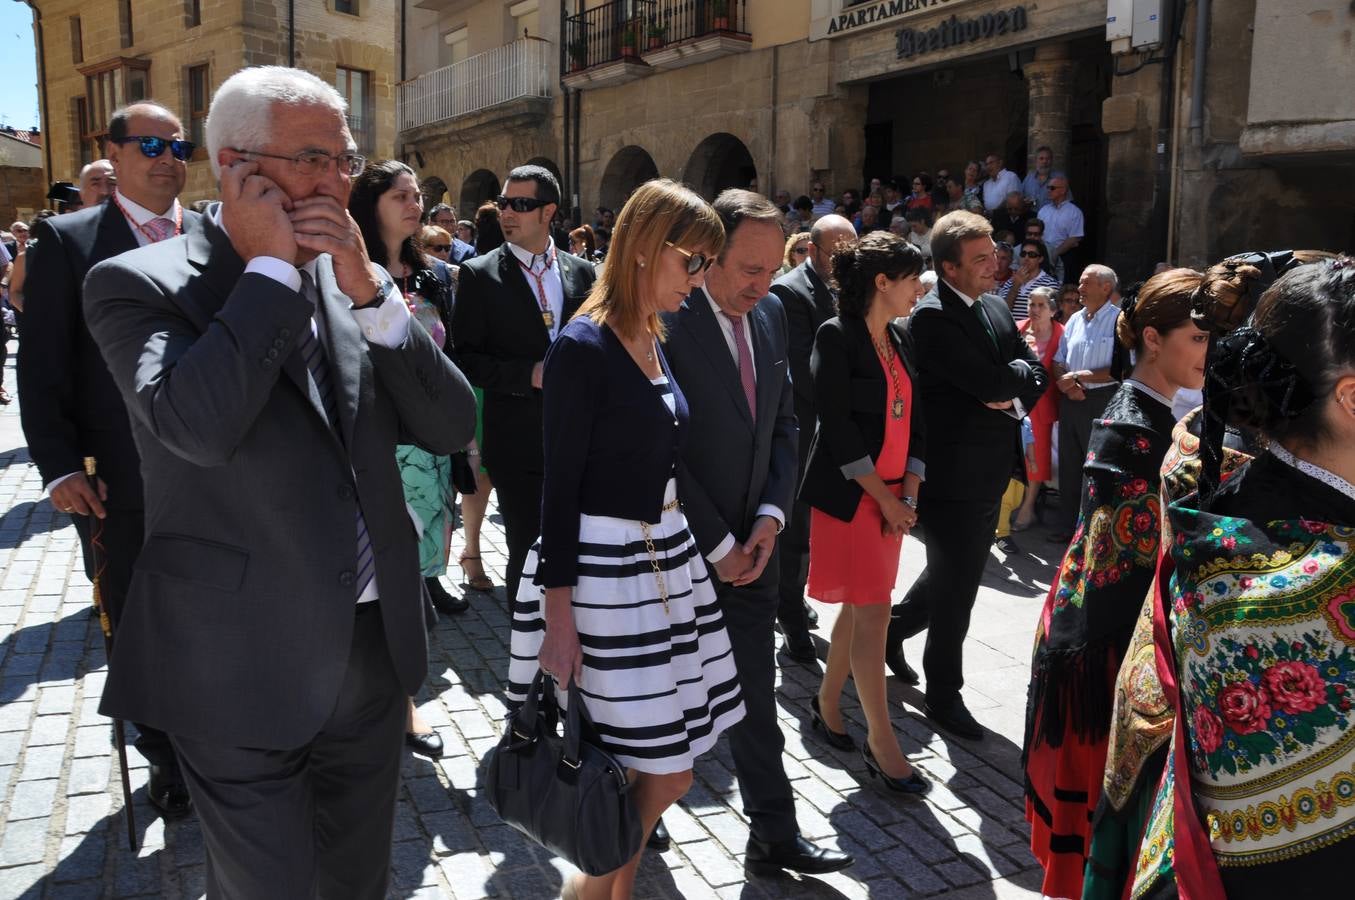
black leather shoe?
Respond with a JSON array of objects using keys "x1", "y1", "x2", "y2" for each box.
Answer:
[
  {"x1": 647, "y1": 816, "x2": 670, "y2": 851},
  {"x1": 405, "y1": 730, "x2": 444, "y2": 759},
  {"x1": 884, "y1": 645, "x2": 920, "y2": 685},
  {"x1": 861, "y1": 745, "x2": 930, "y2": 796},
  {"x1": 426, "y1": 576, "x2": 469, "y2": 616},
  {"x1": 745, "y1": 834, "x2": 853, "y2": 877},
  {"x1": 923, "y1": 699, "x2": 985, "y2": 741},
  {"x1": 804, "y1": 604, "x2": 819, "y2": 628},
  {"x1": 995, "y1": 536, "x2": 1021, "y2": 556},
  {"x1": 809, "y1": 696, "x2": 855, "y2": 750},
  {"x1": 147, "y1": 763, "x2": 193, "y2": 818},
  {"x1": 780, "y1": 628, "x2": 819, "y2": 666}
]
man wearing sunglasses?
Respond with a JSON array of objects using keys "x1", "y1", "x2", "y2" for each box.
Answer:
[
  {"x1": 769, "y1": 213, "x2": 856, "y2": 667},
  {"x1": 451, "y1": 164, "x2": 596, "y2": 609},
  {"x1": 19, "y1": 100, "x2": 203, "y2": 819}
]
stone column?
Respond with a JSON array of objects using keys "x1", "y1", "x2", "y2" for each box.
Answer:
[{"x1": 1023, "y1": 43, "x2": 1075, "y2": 173}]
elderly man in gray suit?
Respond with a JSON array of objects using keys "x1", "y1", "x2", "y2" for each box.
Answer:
[{"x1": 83, "y1": 66, "x2": 476, "y2": 898}]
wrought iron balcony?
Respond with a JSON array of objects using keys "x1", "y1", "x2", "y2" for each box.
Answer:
[
  {"x1": 563, "y1": 0, "x2": 750, "y2": 87},
  {"x1": 398, "y1": 37, "x2": 553, "y2": 135}
]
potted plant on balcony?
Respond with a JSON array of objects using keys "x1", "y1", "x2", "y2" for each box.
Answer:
[
  {"x1": 711, "y1": 0, "x2": 730, "y2": 31},
  {"x1": 621, "y1": 24, "x2": 638, "y2": 58},
  {"x1": 647, "y1": 20, "x2": 667, "y2": 50}
]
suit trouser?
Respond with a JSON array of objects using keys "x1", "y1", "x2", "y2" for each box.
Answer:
[
  {"x1": 888, "y1": 495, "x2": 1001, "y2": 705},
  {"x1": 717, "y1": 578, "x2": 799, "y2": 844},
  {"x1": 1056, "y1": 389, "x2": 1114, "y2": 531},
  {"x1": 71, "y1": 507, "x2": 174, "y2": 769},
  {"x1": 487, "y1": 465, "x2": 543, "y2": 605},
  {"x1": 170, "y1": 603, "x2": 405, "y2": 900},
  {"x1": 775, "y1": 499, "x2": 811, "y2": 638}
]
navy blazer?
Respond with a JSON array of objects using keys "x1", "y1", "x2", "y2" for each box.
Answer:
[
  {"x1": 798, "y1": 317, "x2": 927, "y2": 522},
  {"x1": 536, "y1": 315, "x2": 688, "y2": 587}
]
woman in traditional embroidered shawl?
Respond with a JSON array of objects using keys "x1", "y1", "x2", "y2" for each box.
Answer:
[
  {"x1": 1113, "y1": 258, "x2": 1355, "y2": 900},
  {"x1": 1023, "y1": 269, "x2": 1211, "y2": 898}
]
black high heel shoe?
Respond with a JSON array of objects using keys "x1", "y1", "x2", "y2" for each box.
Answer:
[
  {"x1": 861, "y1": 744, "x2": 929, "y2": 796},
  {"x1": 809, "y1": 696, "x2": 855, "y2": 750}
]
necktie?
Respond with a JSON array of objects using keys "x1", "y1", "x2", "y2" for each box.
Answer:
[
  {"x1": 298, "y1": 271, "x2": 376, "y2": 600},
  {"x1": 143, "y1": 217, "x2": 175, "y2": 243},
  {"x1": 729, "y1": 314, "x2": 757, "y2": 421},
  {"x1": 973, "y1": 298, "x2": 999, "y2": 350}
]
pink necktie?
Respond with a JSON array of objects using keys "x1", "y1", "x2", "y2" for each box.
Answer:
[
  {"x1": 729, "y1": 314, "x2": 757, "y2": 421},
  {"x1": 144, "y1": 217, "x2": 175, "y2": 243}
]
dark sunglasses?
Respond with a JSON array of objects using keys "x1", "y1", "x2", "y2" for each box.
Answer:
[
  {"x1": 430, "y1": 244, "x2": 451, "y2": 252},
  {"x1": 1020, "y1": 250, "x2": 1042, "y2": 258},
  {"x1": 664, "y1": 241, "x2": 715, "y2": 275},
  {"x1": 792, "y1": 246, "x2": 809, "y2": 255},
  {"x1": 114, "y1": 136, "x2": 195, "y2": 161},
  {"x1": 494, "y1": 195, "x2": 551, "y2": 213}
]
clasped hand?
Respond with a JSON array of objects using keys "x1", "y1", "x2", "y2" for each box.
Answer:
[
  {"x1": 880, "y1": 495, "x2": 917, "y2": 537},
  {"x1": 220, "y1": 160, "x2": 381, "y2": 304},
  {"x1": 712, "y1": 515, "x2": 779, "y2": 586}
]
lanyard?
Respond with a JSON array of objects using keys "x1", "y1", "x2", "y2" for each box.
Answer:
[
  {"x1": 111, "y1": 193, "x2": 182, "y2": 243},
  {"x1": 516, "y1": 245, "x2": 557, "y2": 313}
]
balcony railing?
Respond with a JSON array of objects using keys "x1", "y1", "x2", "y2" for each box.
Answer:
[
  {"x1": 564, "y1": 1, "x2": 750, "y2": 74},
  {"x1": 398, "y1": 37, "x2": 552, "y2": 133}
]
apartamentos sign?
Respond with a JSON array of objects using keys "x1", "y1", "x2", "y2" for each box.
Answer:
[{"x1": 811, "y1": 0, "x2": 980, "y2": 41}]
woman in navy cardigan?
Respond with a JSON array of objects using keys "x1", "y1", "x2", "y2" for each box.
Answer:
[
  {"x1": 799, "y1": 232, "x2": 930, "y2": 797},
  {"x1": 505, "y1": 179, "x2": 746, "y2": 899}
]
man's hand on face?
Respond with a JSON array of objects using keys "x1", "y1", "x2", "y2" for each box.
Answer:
[
  {"x1": 289, "y1": 196, "x2": 382, "y2": 304},
  {"x1": 220, "y1": 161, "x2": 297, "y2": 264}
]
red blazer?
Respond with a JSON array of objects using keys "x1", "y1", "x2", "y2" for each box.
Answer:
[{"x1": 1018, "y1": 318, "x2": 1063, "y2": 423}]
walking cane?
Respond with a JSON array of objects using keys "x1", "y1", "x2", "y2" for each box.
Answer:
[{"x1": 84, "y1": 456, "x2": 139, "y2": 852}]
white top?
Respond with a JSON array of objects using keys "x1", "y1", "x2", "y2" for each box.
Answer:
[
  {"x1": 1055, "y1": 299, "x2": 1119, "y2": 387},
  {"x1": 508, "y1": 237, "x2": 565, "y2": 340},
  {"x1": 1036, "y1": 198, "x2": 1085, "y2": 251},
  {"x1": 982, "y1": 169, "x2": 1022, "y2": 211}
]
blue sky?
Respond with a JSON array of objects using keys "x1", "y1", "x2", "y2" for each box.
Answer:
[{"x1": 0, "y1": 2, "x2": 41, "y2": 131}]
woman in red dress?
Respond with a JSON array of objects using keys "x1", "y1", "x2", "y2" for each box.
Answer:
[
  {"x1": 1013, "y1": 285, "x2": 1063, "y2": 529},
  {"x1": 798, "y1": 232, "x2": 930, "y2": 796}
]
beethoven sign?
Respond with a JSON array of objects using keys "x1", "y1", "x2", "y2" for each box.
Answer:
[{"x1": 897, "y1": 7, "x2": 1029, "y2": 58}]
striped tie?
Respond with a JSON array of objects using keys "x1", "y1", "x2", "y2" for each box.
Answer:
[
  {"x1": 143, "y1": 217, "x2": 175, "y2": 243},
  {"x1": 298, "y1": 271, "x2": 376, "y2": 600}
]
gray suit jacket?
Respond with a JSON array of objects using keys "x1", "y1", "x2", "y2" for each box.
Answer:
[
  {"x1": 84, "y1": 215, "x2": 476, "y2": 749},
  {"x1": 662, "y1": 290, "x2": 798, "y2": 588}
]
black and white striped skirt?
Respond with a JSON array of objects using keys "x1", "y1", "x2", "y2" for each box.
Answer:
[{"x1": 507, "y1": 478, "x2": 745, "y2": 775}]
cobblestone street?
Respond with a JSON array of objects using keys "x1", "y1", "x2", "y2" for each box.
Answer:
[{"x1": 0, "y1": 344, "x2": 1060, "y2": 899}]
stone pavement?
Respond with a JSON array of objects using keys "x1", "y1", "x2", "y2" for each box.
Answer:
[{"x1": 0, "y1": 340, "x2": 1066, "y2": 899}]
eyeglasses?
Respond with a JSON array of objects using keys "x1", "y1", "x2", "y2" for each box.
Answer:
[
  {"x1": 230, "y1": 148, "x2": 366, "y2": 176},
  {"x1": 494, "y1": 195, "x2": 551, "y2": 213},
  {"x1": 430, "y1": 244, "x2": 451, "y2": 252},
  {"x1": 664, "y1": 241, "x2": 715, "y2": 275},
  {"x1": 1020, "y1": 250, "x2": 1042, "y2": 258},
  {"x1": 113, "y1": 136, "x2": 196, "y2": 161}
]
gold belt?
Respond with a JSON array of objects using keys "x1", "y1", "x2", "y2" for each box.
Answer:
[{"x1": 639, "y1": 498, "x2": 681, "y2": 616}]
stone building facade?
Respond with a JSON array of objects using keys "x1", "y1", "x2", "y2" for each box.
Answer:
[{"x1": 21, "y1": 0, "x2": 397, "y2": 204}]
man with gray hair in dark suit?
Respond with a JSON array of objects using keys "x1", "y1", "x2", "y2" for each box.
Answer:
[{"x1": 84, "y1": 65, "x2": 475, "y2": 898}]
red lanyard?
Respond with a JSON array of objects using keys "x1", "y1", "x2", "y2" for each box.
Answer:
[
  {"x1": 515, "y1": 245, "x2": 557, "y2": 314},
  {"x1": 112, "y1": 192, "x2": 182, "y2": 243}
]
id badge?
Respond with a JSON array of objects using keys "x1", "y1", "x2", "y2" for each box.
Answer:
[{"x1": 542, "y1": 310, "x2": 555, "y2": 330}]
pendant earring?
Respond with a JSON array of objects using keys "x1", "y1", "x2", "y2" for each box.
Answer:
[{"x1": 638, "y1": 260, "x2": 646, "y2": 268}]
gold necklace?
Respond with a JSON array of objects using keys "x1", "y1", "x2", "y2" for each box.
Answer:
[{"x1": 873, "y1": 334, "x2": 905, "y2": 420}]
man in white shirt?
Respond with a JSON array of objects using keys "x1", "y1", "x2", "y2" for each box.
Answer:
[
  {"x1": 809, "y1": 181, "x2": 836, "y2": 218},
  {"x1": 18, "y1": 101, "x2": 203, "y2": 819},
  {"x1": 1049, "y1": 264, "x2": 1121, "y2": 539},
  {"x1": 1037, "y1": 174, "x2": 1084, "y2": 284},
  {"x1": 981, "y1": 152, "x2": 1022, "y2": 212}
]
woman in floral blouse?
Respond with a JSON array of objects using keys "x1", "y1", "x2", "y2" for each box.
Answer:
[{"x1": 1022, "y1": 268, "x2": 1211, "y2": 898}]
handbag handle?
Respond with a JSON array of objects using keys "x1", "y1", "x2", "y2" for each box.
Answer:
[
  {"x1": 557, "y1": 677, "x2": 605, "y2": 771},
  {"x1": 512, "y1": 669, "x2": 558, "y2": 746}
]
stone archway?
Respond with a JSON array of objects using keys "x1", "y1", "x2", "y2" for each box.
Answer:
[
  {"x1": 598, "y1": 146, "x2": 659, "y2": 214},
  {"x1": 420, "y1": 176, "x2": 449, "y2": 213},
  {"x1": 459, "y1": 169, "x2": 500, "y2": 215},
  {"x1": 684, "y1": 133, "x2": 756, "y2": 200}
]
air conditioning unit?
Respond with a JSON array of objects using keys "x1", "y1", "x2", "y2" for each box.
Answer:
[{"x1": 1107, "y1": 0, "x2": 1163, "y2": 55}]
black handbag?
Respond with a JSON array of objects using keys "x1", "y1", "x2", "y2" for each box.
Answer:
[{"x1": 484, "y1": 671, "x2": 643, "y2": 875}]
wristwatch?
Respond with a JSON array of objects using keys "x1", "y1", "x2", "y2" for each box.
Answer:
[
  {"x1": 355, "y1": 278, "x2": 393, "y2": 310},
  {"x1": 902, "y1": 496, "x2": 918, "y2": 509}
]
